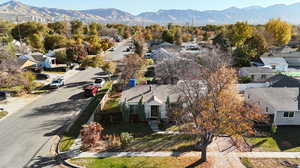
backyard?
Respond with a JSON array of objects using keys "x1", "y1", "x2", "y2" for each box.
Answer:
[{"x1": 246, "y1": 126, "x2": 300, "y2": 152}]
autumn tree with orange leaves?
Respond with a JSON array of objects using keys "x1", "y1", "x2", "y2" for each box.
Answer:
[{"x1": 170, "y1": 49, "x2": 265, "y2": 164}]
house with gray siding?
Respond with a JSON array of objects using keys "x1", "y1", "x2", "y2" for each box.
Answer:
[
  {"x1": 260, "y1": 57, "x2": 288, "y2": 72},
  {"x1": 239, "y1": 67, "x2": 276, "y2": 82},
  {"x1": 246, "y1": 88, "x2": 300, "y2": 126},
  {"x1": 120, "y1": 85, "x2": 180, "y2": 121}
]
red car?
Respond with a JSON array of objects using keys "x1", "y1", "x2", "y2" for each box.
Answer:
[{"x1": 84, "y1": 85, "x2": 100, "y2": 97}]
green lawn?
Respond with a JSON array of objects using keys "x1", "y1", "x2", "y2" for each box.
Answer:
[
  {"x1": 59, "y1": 94, "x2": 103, "y2": 152},
  {"x1": 240, "y1": 158, "x2": 300, "y2": 168},
  {"x1": 102, "y1": 123, "x2": 198, "y2": 152},
  {"x1": 70, "y1": 157, "x2": 208, "y2": 168},
  {"x1": 0, "y1": 111, "x2": 8, "y2": 120},
  {"x1": 246, "y1": 126, "x2": 300, "y2": 152},
  {"x1": 60, "y1": 136, "x2": 76, "y2": 152}
]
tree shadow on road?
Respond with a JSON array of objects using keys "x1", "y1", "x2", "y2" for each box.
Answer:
[{"x1": 25, "y1": 156, "x2": 60, "y2": 168}]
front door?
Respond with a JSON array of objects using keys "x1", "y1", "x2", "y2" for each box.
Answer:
[{"x1": 151, "y1": 105, "x2": 159, "y2": 118}]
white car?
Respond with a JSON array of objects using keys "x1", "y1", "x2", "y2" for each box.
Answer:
[{"x1": 94, "y1": 78, "x2": 105, "y2": 88}]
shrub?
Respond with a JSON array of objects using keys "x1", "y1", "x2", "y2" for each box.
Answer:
[
  {"x1": 55, "y1": 50, "x2": 68, "y2": 64},
  {"x1": 22, "y1": 71, "x2": 36, "y2": 93},
  {"x1": 239, "y1": 76, "x2": 252, "y2": 84},
  {"x1": 146, "y1": 59, "x2": 154, "y2": 66},
  {"x1": 80, "y1": 122, "x2": 103, "y2": 150},
  {"x1": 271, "y1": 125, "x2": 277, "y2": 135},
  {"x1": 120, "y1": 132, "x2": 134, "y2": 147}
]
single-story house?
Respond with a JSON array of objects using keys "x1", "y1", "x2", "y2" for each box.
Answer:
[
  {"x1": 262, "y1": 47, "x2": 300, "y2": 67},
  {"x1": 17, "y1": 58, "x2": 38, "y2": 70},
  {"x1": 151, "y1": 48, "x2": 180, "y2": 62},
  {"x1": 120, "y1": 85, "x2": 180, "y2": 121},
  {"x1": 19, "y1": 52, "x2": 56, "y2": 68},
  {"x1": 260, "y1": 57, "x2": 288, "y2": 72},
  {"x1": 239, "y1": 67, "x2": 275, "y2": 82},
  {"x1": 245, "y1": 87, "x2": 300, "y2": 125}
]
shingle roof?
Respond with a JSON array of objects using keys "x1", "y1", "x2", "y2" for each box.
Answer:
[
  {"x1": 247, "y1": 87, "x2": 300, "y2": 111},
  {"x1": 260, "y1": 57, "x2": 288, "y2": 65},
  {"x1": 267, "y1": 74, "x2": 300, "y2": 87},
  {"x1": 121, "y1": 85, "x2": 180, "y2": 104},
  {"x1": 240, "y1": 67, "x2": 275, "y2": 74}
]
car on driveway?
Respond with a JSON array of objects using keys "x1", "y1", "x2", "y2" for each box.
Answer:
[
  {"x1": 49, "y1": 78, "x2": 64, "y2": 89},
  {"x1": 0, "y1": 91, "x2": 6, "y2": 101},
  {"x1": 109, "y1": 48, "x2": 115, "y2": 52},
  {"x1": 35, "y1": 73, "x2": 50, "y2": 80},
  {"x1": 94, "y1": 78, "x2": 105, "y2": 88}
]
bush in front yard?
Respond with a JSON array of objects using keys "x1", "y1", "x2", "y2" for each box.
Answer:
[
  {"x1": 80, "y1": 122, "x2": 103, "y2": 150},
  {"x1": 120, "y1": 132, "x2": 134, "y2": 148}
]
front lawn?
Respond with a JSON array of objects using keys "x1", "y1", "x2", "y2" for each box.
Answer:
[
  {"x1": 240, "y1": 158, "x2": 300, "y2": 168},
  {"x1": 246, "y1": 126, "x2": 300, "y2": 152},
  {"x1": 70, "y1": 157, "x2": 210, "y2": 168},
  {"x1": 102, "y1": 123, "x2": 199, "y2": 152}
]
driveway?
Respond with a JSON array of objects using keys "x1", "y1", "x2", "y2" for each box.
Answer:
[{"x1": 0, "y1": 68, "x2": 100, "y2": 168}]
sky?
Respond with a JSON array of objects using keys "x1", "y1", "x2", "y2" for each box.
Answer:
[{"x1": 2, "y1": 0, "x2": 300, "y2": 15}]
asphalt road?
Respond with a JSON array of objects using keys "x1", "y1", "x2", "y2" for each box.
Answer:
[
  {"x1": 105, "y1": 39, "x2": 132, "y2": 61},
  {"x1": 0, "y1": 41, "x2": 130, "y2": 168}
]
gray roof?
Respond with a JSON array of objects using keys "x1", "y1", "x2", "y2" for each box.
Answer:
[
  {"x1": 247, "y1": 87, "x2": 300, "y2": 111},
  {"x1": 260, "y1": 57, "x2": 288, "y2": 65},
  {"x1": 240, "y1": 67, "x2": 275, "y2": 74},
  {"x1": 266, "y1": 74, "x2": 300, "y2": 88},
  {"x1": 121, "y1": 85, "x2": 180, "y2": 104}
]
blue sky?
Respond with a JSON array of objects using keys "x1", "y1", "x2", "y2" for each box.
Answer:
[{"x1": 3, "y1": 0, "x2": 300, "y2": 14}]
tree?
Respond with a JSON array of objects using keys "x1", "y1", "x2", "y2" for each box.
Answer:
[
  {"x1": 66, "y1": 45, "x2": 88, "y2": 63},
  {"x1": 265, "y1": 19, "x2": 292, "y2": 46},
  {"x1": 244, "y1": 33, "x2": 268, "y2": 57},
  {"x1": 80, "y1": 122, "x2": 103, "y2": 149},
  {"x1": 133, "y1": 40, "x2": 144, "y2": 57},
  {"x1": 174, "y1": 29, "x2": 183, "y2": 46},
  {"x1": 11, "y1": 22, "x2": 46, "y2": 41},
  {"x1": 44, "y1": 34, "x2": 67, "y2": 50},
  {"x1": 48, "y1": 21, "x2": 68, "y2": 35},
  {"x1": 213, "y1": 33, "x2": 231, "y2": 51},
  {"x1": 89, "y1": 22, "x2": 99, "y2": 36},
  {"x1": 120, "y1": 54, "x2": 145, "y2": 87},
  {"x1": 102, "y1": 62, "x2": 116, "y2": 75},
  {"x1": 162, "y1": 30, "x2": 174, "y2": 43},
  {"x1": 80, "y1": 55, "x2": 105, "y2": 68},
  {"x1": 233, "y1": 46, "x2": 255, "y2": 67},
  {"x1": 226, "y1": 22, "x2": 253, "y2": 47},
  {"x1": 22, "y1": 71, "x2": 36, "y2": 93},
  {"x1": 27, "y1": 33, "x2": 44, "y2": 50},
  {"x1": 170, "y1": 49, "x2": 265, "y2": 164},
  {"x1": 70, "y1": 20, "x2": 84, "y2": 35}
]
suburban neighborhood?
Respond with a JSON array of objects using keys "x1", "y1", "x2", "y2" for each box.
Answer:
[{"x1": 1, "y1": 0, "x2": 300, "y2": 168}]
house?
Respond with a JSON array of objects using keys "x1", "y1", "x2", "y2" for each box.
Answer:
[
  {"x1": 239, "y1": 67, "x2": 276, "y2": 82},
  {"x1": 19, "y1": 52, "x2": 56, "y2": 68},
  {"x1": 246, "y1": 88, "x2": 300, "y2": 125},
  {"x1": 266, "y1": 74, "x2": 300, "y2": 88},
  {"x1": 16, "y1": 58, "x2": 38, "y2": 70},
  {"x1": 151, "y1": 48, "x2": 180, "y2": 62},
  {"x1": 260, "y1": 57, "x2": 288, "y2": 72},
  {"x1": 262, "y1": 48, "x2": 300, "y2": 67},
  {"x1": 120, "y1": 85, "x2": 180, "y2": 121}
]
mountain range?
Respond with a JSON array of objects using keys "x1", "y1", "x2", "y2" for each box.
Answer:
[{"x1": 1, "y1": 0, "x2": 300, "y2": 25}]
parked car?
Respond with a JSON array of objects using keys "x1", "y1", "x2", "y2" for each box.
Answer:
[
  {"x1": 109, "y1": 48, "x2": 115, "y2": 51},
  {"x1": 94, "y1": 78, "x2": 105, "y2": 88},
  {"x1": 26, "y1": 66, "x2": 43, "y2": 73},
  {"x1": 35, "y1": 73, "x2": 50, "y2": 80},
  {"x1": 0, "y1": 91, "x2": 6, "y2": 101},
  {"x1": 49, "y1": 78, "x2": 64, "y2": 89},
  {"x1": 83, "y1": 85, "x2": 100, "y2": 97}
]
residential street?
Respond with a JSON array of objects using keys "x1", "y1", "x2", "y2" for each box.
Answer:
[
  {"x1": 0, "y1": 41, "x2": 130, "y2": 168},
  {"x1": 105, "y1": 39, "x2": 132, "y2": 61}
]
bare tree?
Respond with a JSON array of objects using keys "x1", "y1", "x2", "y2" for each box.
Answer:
[{"x1": 169, "y1": 48, "x2": 265, "y2": 164}]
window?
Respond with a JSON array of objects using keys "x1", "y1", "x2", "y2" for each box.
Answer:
[
  {"x1": 283, "y1": 112, "x2": 295, "y2": 118},
  {"x1": 266, "y1": 107, "x2": 269, "y2": 112},
  {"x1": 271, "y1": 65, "x2": 276, "y2": 69},
  {"x1": 261, "y1": 75, "x2": 267, "y2": 80},
  {"x1": 151, "y1": 105, "x2": 159, "y2": 117},
  {"x1": 251, "y1": 75, "x2": 255, "y2": 80},
  {"x1": 129, "y1": 105, "x2": 138, "y2": 114}
]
